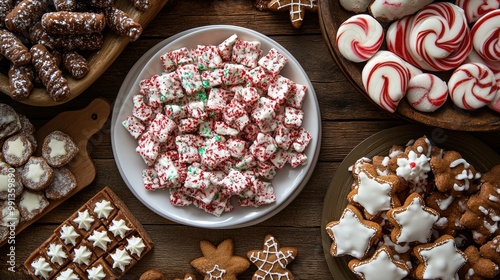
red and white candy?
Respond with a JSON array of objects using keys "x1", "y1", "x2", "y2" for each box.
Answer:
[
  {"x1": 455, "y1": 0, "x2": 500, "y2": 23},
  {"x1": 409, "y1": 2, "x2": 472, "y2": 71},
  {"x1": 362, "y1": 51, "x2": 412, "y2": 113},
  {"x1": 336, "y1": 14, "x2": 384, "y2": 63},
  {"x1": 471, "y1": 9, "x2": 500, "y2": 62},
  {"x1": 406, "y1": 73, "x2": 448, "y2": 112},
  {"x1": 448, "y1": 62, "x2": 497, "y2": 110}
]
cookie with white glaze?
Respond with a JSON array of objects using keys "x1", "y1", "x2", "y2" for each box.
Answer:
[
  {"x1": 17, "y1": 189, "x2": 50, "y2": 221},
  {"x1": 0, "y1": 162, "x2": 23, "y2": 200},
  {"x1": 348, "y1": 245, "x2": 410, "y2": 280},
  {"x1": 20, "y1": 156, "x2": 54, "y2": 191},
  {"x1": 2, "y1": 133, "x2": 34, "y2": 166},
  {"x1": 42, "y1": 131, "x2": 78, "y2": 167},
  {"x1": 326, "y1": 204, "x2": 382, "y2": 259}
]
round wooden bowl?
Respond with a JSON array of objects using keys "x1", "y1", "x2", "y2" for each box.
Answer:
[
  {"x1": 318, "y1": 0, "x2": 500, "y2": 131},
  {"x1": 0, "y1": 0, "x2": 169, "y2": 107}
]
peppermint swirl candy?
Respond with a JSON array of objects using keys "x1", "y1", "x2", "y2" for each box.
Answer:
[
  {"x1": 448, "y1": 62, "x2": 497, "y2": 110},
  {"x1": 386, "y1": 15, "x2": 426, "y2": 70},
  {"x1": 409, "y1": 2, "x2": 472, "y2": 71},
  {"x1": 455, "y1": 0, "x2": 500, "y2": 23},
  {"x1": 362, "y1": 51, "x2": 412, "y2": 113},
  {"x1": 471, "y1": 9, "x2": 500, "y2": 62},
  {"x1": 466, "y1": 48, "x2": 500, "y2": 112},
  {"x1": 407, "y1": 73, "x2": 448, "y2": 113},
  {"x1": 336, "y1": 14, "x2": 384, "y2": 63}
]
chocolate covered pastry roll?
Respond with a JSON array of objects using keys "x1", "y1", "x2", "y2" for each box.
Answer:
[
  {"x1": 41, "y1": 11, "x2": 106, "y2": 35},
  {"x1": 30, "y1": 23, "x2": 103, "y2": 51},
  {"x1": 30, "y1": 44, "x2": 70, "y2": 102},
  {"x1": 105, "y1": 6, "x2": 142, "y2": 42},
  {"x1": 63, "y1": 51, "x2": 89, "y2": 79},
  {"x1": 8, "y1": 63, "x2": 34, "y2": 100},
  {"x1": 0, "y1": 28, "x2": 31, "y2": 66},
  {"x1": 0, "y1": 0, "x2": 13, "y2": 28},
  {"x1": 4, "y1": 0, "x2": 48, "y2": 33}
]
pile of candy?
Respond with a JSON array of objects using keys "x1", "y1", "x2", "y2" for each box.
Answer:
[
  {"x1": 336, "y1": 1, "x2": 500, "y2": 114},
  {"x1": 122, "y1": 34, "x2": 312, "y2": 216}
]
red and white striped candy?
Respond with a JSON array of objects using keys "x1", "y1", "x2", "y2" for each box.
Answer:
[
  {"x1": 455, "y1": 0, "x2": 500, "y2": 23},
  {"x1": 471, "y1": 9, "x2": 500, "y2": 62},
  {"x1": 387, "y1": 15, "x2": 424, "y2": 69},
  {"x1": 489, "y1": 89, "x2": 500, "y2": 112},
  {"x1": 362, "y1": 51, "x2": 412, "y2": 113},
  {"x1": 409, "y1": 2, "x2": 472, "y2": 71},
  {"x1": 448, "y1": 62, "x2": 497, "y2": 110},
  {"x1": 336, "y1": 14, "x2": 384, "y2": 63},
  {"x1": 406, "y1": 73, "x2": 448, "y2": 112}
]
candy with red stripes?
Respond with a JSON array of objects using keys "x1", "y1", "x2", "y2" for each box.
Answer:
[
  {"x1": 336, "y1": 14, "x2": 384, "y2": 63},
  {"x1": 471, "y1": 9, "x2": 500, "y2": 62},
  {"x1": 406, "y1": 73, "x2": 448, "y2": 113},
  {"x1": 448, "y1": 62, "x2": 497, "y2": 110}
]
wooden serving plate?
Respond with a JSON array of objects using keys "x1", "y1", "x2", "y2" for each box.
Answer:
[
  {"x1": 0, "y1": 98, "x2": 110, "y2": 247},
  {"x1": 0, "y1": 0, "x2": 170, "y2": 107},
  {"x1": 318, "y1": 0, "x2": 500, "y2": 131}
]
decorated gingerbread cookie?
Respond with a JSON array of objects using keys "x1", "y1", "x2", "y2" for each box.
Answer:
[
  {"x1": 326, "y1": 204, "x2": 382, "y2": 259},
  {"x1": 460, "y1": 245, "x2": 499, "y2": 280},
  {"x1": 266, "y1": 0, "x2": 318, "y2": 29},
  {"x1": 348, "y1": 163, "x2": 402, "y2": 218},
  {"x1": 425, "y1": 192, "x2": 467, "y2": 236},
  {"x1": 413, "y1": 234, "x2": 467, "y2": 280},
  {"x1": 348, "y1": 245, "x2": 410, "y2": 280},
  {"x1": 387, "y1": 193, "x2": 439, "y2": 244},
  {"x1": 460, "y1": 182, "x2": 500, "y2": 244},
  {"x1": 430, "y1": 150, "x2": 481, "y2": 196},
  {"x1": 191, "y1": 239, "x2": 250, "y2": 280},
  {"x1": 247, "y1": 234, "x2": 297, "y2": 280}
]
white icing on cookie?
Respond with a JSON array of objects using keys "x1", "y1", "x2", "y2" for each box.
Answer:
[
  {"x1": 88, "y1": 230, "x2": 112, "y2": 251},
  {"x1": 47, "y1": 243, "x2": 67, "y2": 265},
  {"x1": 6, "y1": 137, "x2": 25, "y2": 158},
  {"x1": 60, "y1": 225, "x2": 80, "y2": 246},
  {"x1": 393, "y1": 196, "x2": 439, "y2": 243},
  {"x1": 417, "y1": 238, "x2": 466, "y2": 279},
  {"x1": 328, "y1": 207, "x2": 378, "y2": 259},
  {"x1": 93, "y1": 200, "x2": 114, "y2": 219},
  {"x1": 31, "y1": 257, "x2": 53, "y2": 279},
  {"x1": 73, "y1": 209, "x2": 94, "y2": 231},
  {"x1": 26, "y1": 163, "x2": 44, "y2": 183},
  {"x1": 73, "y1": 245, "x2": 92, "y2": 265},
  {"x1": 48, "y1": 138, "x2": 67, "y2": 158},
  {"x1": 352, "y1": 247, "x2": 409, "y2": 280},
  {"x1": 109, "y1": 219, "x2": 131, "y2": 239},
  {"x1": 353, "y1": 171, "x2": 393, "y2": 216},
  {"x1": 126, "y1": 236, "x2": 146, "y2": 257},
  {"x1": 87, "y1": 264, "x2": 106, "y2": 280},
  {"x1": 20, "y1": 191, "x2": 44, "y2": 212},
  {"x1": 110, "y1": 248, "x2": 132, "y2": 272},
  {"x1": 396, "y1": 151, "x2": 430, "y2": 184}
]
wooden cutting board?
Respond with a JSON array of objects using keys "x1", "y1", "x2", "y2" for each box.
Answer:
[{"x1": 0, "y1": 98, "x2": 111, "y2": 247}]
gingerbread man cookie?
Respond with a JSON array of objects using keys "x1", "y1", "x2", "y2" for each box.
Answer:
[
  {"x1": 267, "y1": 0, "x2": 318, "y2": 29},
  {"x1": 191, "y1": 239, "x2": 250, "y2": 280},
  {"x1": 247, "y1": 234, "x2": 297, "y2": 280}
]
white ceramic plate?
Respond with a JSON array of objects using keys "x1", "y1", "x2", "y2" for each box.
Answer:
[{"x1": 111, "y1": 25, "x2": 321, "y2": 229}]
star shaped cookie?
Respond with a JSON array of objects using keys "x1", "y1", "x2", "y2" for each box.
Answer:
[
  {"x1": 191, "y1": 239, "x2": 250, "y2": 280},
  {"x1": 267, "y1": 0, "x2": 318, "y2": 29},
  {"x1": 247, "y1": 234, "x2": 297, "y2": 280}
]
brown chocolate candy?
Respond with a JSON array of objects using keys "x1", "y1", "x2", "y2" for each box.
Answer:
[
  {"x1": 0, "y1": 28, "x2": 31, "y2": 66},
  {"x1": 8, "y1": 63, "x2": 34, "y2": 100},
  {"x1": 41, "y1": 12, "x2": 106, "y2": 35},
  {"x1": 105, "y1": 6, "x2": 143, "y2": 42}
]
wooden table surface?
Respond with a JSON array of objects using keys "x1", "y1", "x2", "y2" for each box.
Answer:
[{"x1": 1, "y1": 1, "x2": 499, "y2": 279}]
